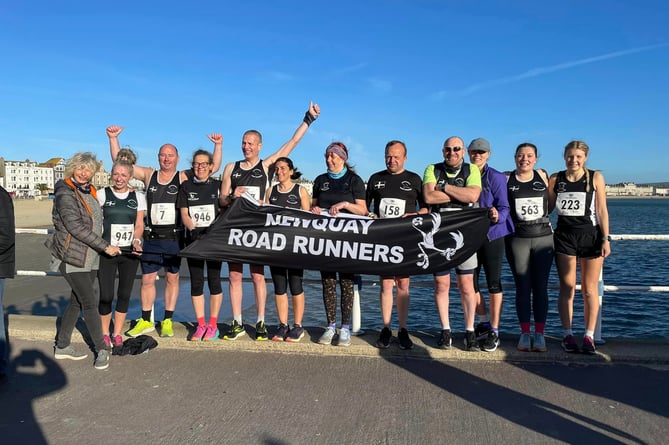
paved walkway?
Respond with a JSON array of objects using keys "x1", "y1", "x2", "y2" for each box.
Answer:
[{"x1": 1, "y1": 315, "x2": 668, "y2": 444}]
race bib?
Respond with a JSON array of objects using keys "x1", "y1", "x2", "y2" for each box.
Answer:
[
  {"x1": 190, "y1": 204, "x2": 215, "y2": 228},
  {"x1": 244, "y1": 186, "x2": 261, "y2": 201},
  {"x1": 514, "y1": 197, "x2": 544, "y2": 222},
  {"x1": 150, "y1": 203, "x2": 176, "y2": 225},
  {"x1": 110, "y1": 223, "x2": 134, "y2": 247},
  {"x1": 556, "y1": 192, "x2": 586, "y2": 216},
  {"x1": 379, "y1": 198, "x2": 406, "y2": 218}
]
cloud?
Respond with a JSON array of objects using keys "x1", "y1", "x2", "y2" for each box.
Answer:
[{"x1": 432, "y1": 42, "x2": 669, "y2": 99}]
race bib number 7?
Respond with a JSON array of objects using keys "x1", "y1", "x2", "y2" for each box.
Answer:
[{"x1": 151, "y1": 203, "x2": 176, "y2": 225}]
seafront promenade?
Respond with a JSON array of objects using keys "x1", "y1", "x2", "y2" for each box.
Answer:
[{"x1": 2, "y1": 199, "x2": 669, "y2": 444}]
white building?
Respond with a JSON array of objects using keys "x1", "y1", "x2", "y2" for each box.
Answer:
[{"x1": 0, "y1": 158, "x2": 54, "y2": 197}]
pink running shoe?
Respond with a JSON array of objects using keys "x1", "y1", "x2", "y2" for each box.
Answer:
[
  {"x1": 112, "y1": 335, "x2": 123, "y2": 347},
  {"x1": 203, "y1": 325, "x2": 219, "y2": 341},
  {"x1": 191, "y1": 324, "x2": 207, "y2": 342}
]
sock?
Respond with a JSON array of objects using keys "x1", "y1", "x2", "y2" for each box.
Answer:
[
  {"x1": 492, "y1": 328, "x2": 499, "y2": 335},
  {"x1": 341, "y1": 324, "x2": 350, "y2": 331},
  {"x1": 164, "y1": 310, "x2": 174, "y2": 320},
  {"x1": 209, "y1": 316, "x2": 218, "y2": 327},
  {"x1": 197, "y1": 317, "x2": 205, "y2": 327},
  {"x1": 234, "y1": 314, "x2": 242, "y2": 324},
  {"x1": 442, "y1": 325, "x2": 451, "y2": 331},
  {"x1": 257, "y1": 316, "x2": 265, "y2": 324},
  {"x1": 535, "y1": 322, "x2": 545, "y2": 334},
  {"x1": 520, "y1": 322, "x2": 531, "y2": 334},
  {"x1": 141, "y1": 310, "x2": 152, "y2": 322},
  {"x1": 585, "y1": 330, "x2": 595, "y2": 339},
  {"x1": 563, "y1": 329, "x2": 573, "y2": 338},
  {"x1": 328, "y1": 323, "x2": 336, "y2": 329}
]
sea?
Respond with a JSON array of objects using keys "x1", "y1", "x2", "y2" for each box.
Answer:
[{"x1": 154, "y1": 198, "x2": 669, "y2": 339}]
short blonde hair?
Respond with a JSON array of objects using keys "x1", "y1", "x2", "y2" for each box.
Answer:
[{"x1": 64, "y1": 152, "x2": 99, "y2": 178}]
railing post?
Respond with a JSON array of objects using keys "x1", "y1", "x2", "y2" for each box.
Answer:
[
  {"x1": 352, "y1": 275, "x2": 364, "y2": 335},
  {"x1": 595, "y1": 265, "x2": 605, "y2": 345}
]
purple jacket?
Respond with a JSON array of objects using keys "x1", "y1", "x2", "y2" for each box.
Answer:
[{"x1": 479, "y1": 165, "x2": 514, "y2": 241}]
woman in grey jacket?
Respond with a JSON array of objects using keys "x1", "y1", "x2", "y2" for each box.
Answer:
[{"x1": 45, "y1": 153, "x2": 121, "y2": 370}]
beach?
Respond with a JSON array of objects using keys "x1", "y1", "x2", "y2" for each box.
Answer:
[{"x1": 13, "y1": 198, "x2": 53, "y2": 228}]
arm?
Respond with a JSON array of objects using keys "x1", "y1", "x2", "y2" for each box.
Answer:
[
  {"x1": 55, "y1": 188, "x2": 113, "y2": 254},
  {"x1": 219, "y1": 162, "x2": 236, "y2": 207},
  {"x1": 489, "y1": 170, "x2": 511, "y2": 224},
  {"x1": 208, "y1": 133, "x2": 223, "y2": 174},
  {"x1": 593, "y1": 171, "x2": 611, "y2": 258},
  {"x1": 132, "y1": 210, "x2": 145, "y2": 254},
  {"x1": 106, "y1": 125, "x2": 152, "y2": 183},
  {"x1": 180, "y1": 207, "x2": 195, "y2": 232},
  {"x1": 299, "y1": 186, "x2": 311, "y2": 211},
  {"x1": 262, "y1": 101, "x2": 320, "y2": 168},
  {"x1": 328, "y1": 199, "x2": 368, "y2": 217},
  {"x1": 547, "y1": 173, "x2": 558, "y2": 213}
]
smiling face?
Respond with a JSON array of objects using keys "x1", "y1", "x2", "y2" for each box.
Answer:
[
  {"x1": 385, "y1": 143, "x2": 407, "y2": 174},
  {"x1": 564, "y1": 148, "x2": 588, "y2": 174},
  {"x1": 158, "y1": 144, "x2": 179, "y2": 172},
  {"x1": 274, "y1": 160, "x2": 293, "y2": 185},
  {"x1": 72, "y1": 165, "x2": 94, "y2": 185},
  {"x1": 192, "y1": 154, "x2": 212, "y2": 181},
  {"x1": 468, "y1": 148, "x2": 490, "y2": 170},
  {"x1": 442, "y1": 137, "x2": 465, "y2": 167},
  {"x1": 111, "y1": 164, "x2": 132, "y2": 191},
  {"x1": 241, "y1": 132, "x2": 262, "y2": 162},
  {"x1": 514, "y1": 145, "x2": 538, "y2": 174},
  {"x1": 325, "y1": 151, "x2": 346, "y2": 173}
]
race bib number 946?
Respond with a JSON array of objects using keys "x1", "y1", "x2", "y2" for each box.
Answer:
[{"x1": 190, "y1": 204, "x2": 215, "y2": 227}]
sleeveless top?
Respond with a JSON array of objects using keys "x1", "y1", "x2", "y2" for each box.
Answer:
[
  {"x1": 554, "y1": 170, "x2": 597, "y2": 231},
  {"x1": 431, "y1": 162, "x2": 475, "y2": 211},
  {"x1": 230, "y1": 160, "x2": 272, "y2": 201},
  {"x1": 507, "y1": 170, "x2": 552, "y2": 238},
  {"x1": 146, "y1": 170, "x2": 181, "y2": 239},
  {"x1": 268, "y1": 183, "x2": 303, "y2": 209},
  {"x1": 101, "y1": 187, "x2": 139, "y2": 248}
]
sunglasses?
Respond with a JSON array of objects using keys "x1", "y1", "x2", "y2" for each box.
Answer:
[
  {"x1": 444, "y1": 146, "x2": 463, "y2": 153},
  {"x1": 469, "y1": 150, "x2": 487, "y2": 155}
]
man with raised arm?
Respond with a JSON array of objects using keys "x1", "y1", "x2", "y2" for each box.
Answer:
[
  {"x1": 220, "y1": 101, "x2": 320, "y2": 341},
  {"x1": 106, "y1": 126, "x2": 223, "y2": 338}
]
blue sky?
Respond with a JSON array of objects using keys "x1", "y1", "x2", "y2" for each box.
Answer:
[{"x1": 1, "y1": 1, "x2": 668, "y2": 184}]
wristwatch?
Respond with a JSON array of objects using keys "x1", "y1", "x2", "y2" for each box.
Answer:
[{"x1": 604, "y1": 235, "x2": 612, "y2": 242}]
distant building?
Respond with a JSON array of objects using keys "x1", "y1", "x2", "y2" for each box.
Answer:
[
  {"x1": 0, "y1": 157, "x2": 55, "y2": 197},
  {"x1": 605, "y1": 183, "x2": 654, "y2": 197},
  {"x1": 41, "y1": 157, "x2": 66, "y2": 185},
  {"x1": 93, "y1": 161, "x2": 111, "y2": 189},
  {"x1": 656, "y1": 188, "x2": 669, "y2": 196}
]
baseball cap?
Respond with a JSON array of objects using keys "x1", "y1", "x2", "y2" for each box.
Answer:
[{"x1": 468, "y1": 138, "x2": 490, "y2": 152}]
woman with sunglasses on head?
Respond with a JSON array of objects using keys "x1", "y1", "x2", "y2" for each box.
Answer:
[
  {"x1": 506, "y1": 143, "x2": 553, "y2": 352},
  {"x1": 467, "y1": 138, "x2": 514, "y2": 353},
  {"x1": 265, "y1": 157, "x2": 311, "y2": 342},
  {"x1": 548, "y1": 140, "x2": 611, "y2": 354},
  {"x1": 311, "y1": 142, "x2": 368, "y2": 347},
  {"x1": 97, "y1": 160, "x2": 146, "y2": 350},
  {"x1": 177, "y1": 148, "x2": 225, "y2": 341}
]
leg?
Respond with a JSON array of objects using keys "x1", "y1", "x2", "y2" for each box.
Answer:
[
  {"x1": 581, "y1": 256, "x2": 604, "y2": 332},
  {"x1": 379, "y1": 276, "x2": 395, "y2": 328},
  {"x1": 321, "y1": 271, "x2": 338, "y2": 325},
  {"x1": 270, "y1": 266, "x2": 289, "y2": 325},
  {"x1": 433, "y1": 274, "x2": 451, "y2": 329},
  {"x1": 485, "y1": 238, "x2": 505, "y2": 330},
  {"x1": 339, "y1": 273, "x2": 355, "y2": 327},
  {"x1": 506, "y1": 236, "x2": 532, "y2": 330},
  {"x1": 113, "y1": 256, "x2": 139, "y2": 337},
  {"x1": 555, "y1": 253, "x2": 577, "y2": 330},
  {"x1": 97, "y1": 256, "x2": 117, "y2": 335},
  {"x1": 140, "y1": 271, "x2": 158, "y2": 312},
  {"x1": 250, "y1": 264, "x2": 267, "y2": 320},
  {"x1": 164, "y1": 271, "x2": 180, "y2": 312},
  {"x1": 228, "y1": 262, "x2": 243, "y2": 320},
  {"x1": 0, "y1": 279, "x2": 8, "y2": 375},
  {"x1": 395, "y1": 276, "x2": 410, "y2": 329},
  {"x1": 287, "y1": 268, "x2": 305, "y2": 326},
  {"x1": 457, "y1": 273, "x2": 477, "y2": 331}
]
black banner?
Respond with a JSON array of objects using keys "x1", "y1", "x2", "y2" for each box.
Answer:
[{"x1": 180, "y1": 197, "x2": 491, "y2": 276}]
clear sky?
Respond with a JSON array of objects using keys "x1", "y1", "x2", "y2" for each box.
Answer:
[{"x1": 1, "y1": 1, "x2": 668, "y2": 184}]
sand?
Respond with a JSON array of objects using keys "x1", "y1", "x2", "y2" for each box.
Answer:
[{"x1": 13, "y1": 198, "x2": 54, "y2": 228}]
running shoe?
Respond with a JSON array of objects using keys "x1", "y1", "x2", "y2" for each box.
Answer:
[
  {"x1": 103, "y1": 335, "x2": 112, "y2": 350},
  {"x1": 126, "y1": 318, "x2": 155, "y2": 338},
  {"x1": 464, "y1": 331, "x2": 480, "y2": 352},
  {"x1": 160, "y1": 319, "x2": 174, "y2": 338},
  {"x1": 376, "y1": 327, "x2": 392, "y2": 349},
  {"x1": 94, "y1": 349, "x2": 110, "y2": 370},
  {"x1": 561, "y1": 335, "x2": 579, "y2": 353},
  {"x1": 272, "y1": 323, "x2": 289, "y2": 342},
  {"x1": 286, "y1": 325, "x2": 305, "y2": 342},
  {"x1": 437, "y1": 329, "x2": 452, "y2": 349},
  {"x1": 581, "y1": 335, "x2": 596, "y2": 355},
  {"x1": 54, "y1": 345, "x2": 89, "y2": 361},
  {"x1": 398, "y1": 328, "x2": 414, "y2": 350},
  {"x1": 255, "y1": 321, "x2": 268, "y2": 341},
  {"x1": 223, "y1": 320, "x2": 246, "y2": 340},
  {"x1": 204, "y1": 325, "x2": 219, "y2": 342},
  {"x1": 112, "y1": 335, "x2": 123, "y2": 348},
  {"x1": 191, "y1": 324, "x2": 207, "y2": 342},
  {"x1": 517, "y1": 333, "x2": 532, "y2": 352},
  {"x1": 532, "y1": 333, "x2": 547, "y2": 352},
  {"x1": 318, "y1": 326, "x2": 336, "y2": 345},
  {"x1": 474, "y1": 322, "x2": 492, "y2": 340},
  {"x1": 338, "y1": 327, "x2": 351, "y2": 347},
  {"x1": 481, "y1": 331, "x2": 500, "y2": 352}
]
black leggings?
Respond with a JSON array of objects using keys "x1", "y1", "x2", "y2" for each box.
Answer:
[
  {"x1": 321, "y1": 271, "x2": 354, "y2": 326},
  {"x1": 474, "y1": 237, "x2": 505, "y2": 294},
  {"x1": 98, "y1": 254, "x2": 139, "y2": 315},
  {"x1": 270, "y1": 266, "x2": 304, "y2": 295},
  {"x1": 187, "y1": 257, "x2": 223, "y2": 296}
]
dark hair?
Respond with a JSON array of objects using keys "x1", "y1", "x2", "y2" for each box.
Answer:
[
  {"x1": 243, "y1": 129, "x2": 263, "y2": 143},
  {"x1": 191, "y1": 149, "x2": 213, "y2": 164},
  {"x1": 274, "y1": 157, "x2": 303, "y2": 180},
  {"x1": 385, "y1": 140, "x2": 407, "y2": 156},
  {"x1": 515, "y1": 142, "x2": 538, "y2": 157}
]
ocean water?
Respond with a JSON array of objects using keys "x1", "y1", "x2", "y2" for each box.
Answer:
[{"x1": 159, "y1": 199, "x2": 669, "y2": 339}]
